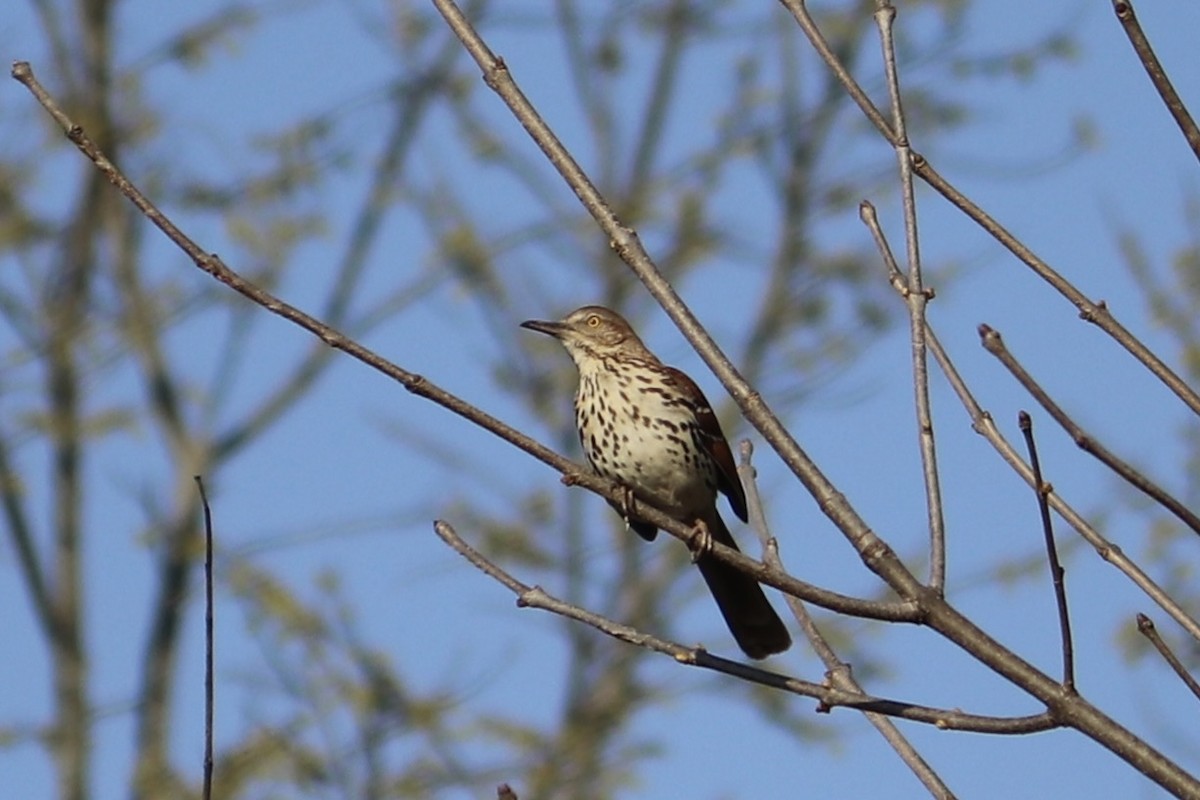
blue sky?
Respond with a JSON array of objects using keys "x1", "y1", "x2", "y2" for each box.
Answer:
[{"x1": 5, "y1": 0, "x2": 1200, "y2": 797}]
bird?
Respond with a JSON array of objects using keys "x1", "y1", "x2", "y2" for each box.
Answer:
[{"x1": 521, "y1": 305, "x2": 791, "y2": 659}]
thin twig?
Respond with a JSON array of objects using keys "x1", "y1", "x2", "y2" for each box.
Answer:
[
  {"x1": 874, "y1": 192, "x2": 1199, "y2": 642},
  {"x1": 435, "y1": 519, "x2": 1055, "y2": 734},
  {"x1": 873, "y1": 2, "x2": 946, "y2": 595},
  {"x1": 1136, "y1": 614, "x2": 1200, "y2": 702},
  {"x1": 980, "y1": 324, "x2": 1200, "y2": 538},
  {"x1": 195, "y1": 476, "x2": 215, "y2": 800},
  {"x1": 738, "y1": 440, "x2": 957, "y2": 800},
  {"x1": 776, "y1": 0, "x2": 895, "y2": 143},
  {"x1": 927, "y1": 321, "x2": 1200, "y2": 642},
  {"x1": 774, "y1": 0, "x2": 1200, "y2": 420},
  {"x1": 914, "y1": 157, "x2": 1200, "y2": 418},
  {"x1": 1111, "y1": 0, "x2": 1200, "y2": 161},
  {"x1": 859, "y1": 200, "x2": 946, "y2": 593},
  {"x1": 1018, "y1": 413, "x2": 1075, "y2": 692}
]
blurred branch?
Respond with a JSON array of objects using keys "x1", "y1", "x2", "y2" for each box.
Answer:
[
  {"x1": 11, "y1": 59, "x2": 911, "y2": 625},
  {"x1": 213, "y1": 43, "x2": 465, "y2": 458},
  {"x1": 0, "y1": 427, "x2": 53, "y2": 634}
]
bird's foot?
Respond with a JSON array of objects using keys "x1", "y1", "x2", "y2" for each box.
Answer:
[
  {"x1": 619, "y1": 485, "x2": 637, "y2": 532},
  {"x1": 688, "y1": 520, "x2": 713, "y2": 563}
]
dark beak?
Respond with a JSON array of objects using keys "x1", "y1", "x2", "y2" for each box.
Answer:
[{"x1": 520, "y1": 319, "x2": 567, "y2": 338}]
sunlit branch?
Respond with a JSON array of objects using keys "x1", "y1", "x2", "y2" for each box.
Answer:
[
  {"x1": 872, "y1": 0, "x2": 946, "y2": 596},
  {"x1": 1111, "y1": 0, "x2": 1200, "y2": 162},
  {"x1": 435, "y1": 519, "x2": 1058, "y2": 735},
  {"x1": 917, "y1": 317, "x2": 1200, "y2": 641},
  {"x1": 738, "y1": 440, "x2": 957, "y2": 800},
  {"x1": 779, "y1": 0, "x2": 1200, "y2": 420},
  {"x1": 980, "y1": 324, "x2": 1200, "y2": 538},
  {"x1": 10, "y1": 60, "x2": 910, "y2": 627},
  {"x1": 1136, "y1": 614, "x2": 1200, "y2": 703}
]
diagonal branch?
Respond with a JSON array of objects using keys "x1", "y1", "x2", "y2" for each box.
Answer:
[
  {"x1": 980, "y1": 324, "x2": 1200, "y2": 538},
  {"x1": 9, "y1": 59, "x2": 911, "y2": 626},
  {"x1": 778, "y1": 0, "x2": 1200, "y2": 420},
  {"x1": 862, "y1": 201, "x2": 1200, "y2": 644},
  {"x1": 738, "y1": 440, "x2": 957, "y2": 800},
  {"x1": 436, "y1": 519, "x2": 1057, "y2": 736},
  {"x1": 1136, "y1": 613, "x2": 1200, "y2": 703},
  {"x1": 1111, "y1": 0, "x2": 1200, "y2": 162}
]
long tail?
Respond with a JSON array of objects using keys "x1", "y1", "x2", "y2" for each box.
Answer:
[{"x1": 695, "y1": 510, "x2": 791, "y2": 659}]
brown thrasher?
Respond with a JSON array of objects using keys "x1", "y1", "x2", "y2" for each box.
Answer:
[{"x1": 522, "y1": 305, "x2": 791, "y2": 659}]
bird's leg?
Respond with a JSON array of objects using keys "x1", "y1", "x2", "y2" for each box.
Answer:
[
  {"x1": 687, "y1": 519, "x2": 713, "y2": 563},
  {"x1": 619, "y1": 485, "x2": 637, "y2": 532}
]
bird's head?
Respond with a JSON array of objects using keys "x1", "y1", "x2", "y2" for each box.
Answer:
[{"x1": 521, "y1": 305, "x2": 651, "y2": 362}]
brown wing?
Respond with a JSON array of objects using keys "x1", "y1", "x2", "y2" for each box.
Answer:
[{"x1": 662, "y1": 366, "x2": 749, "y2": 523}]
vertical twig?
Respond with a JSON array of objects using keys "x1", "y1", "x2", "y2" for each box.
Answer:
[
  {"x1": 873, "y1": 1, "x2": 946, "y2": 592},
  {"x1": 195, "y1": 476, "x2": 215, "y2": 800},
  {"x1": 929, "y1": 317, "x2": 1200, "y2": 642},
  {"x1": 738, "y1": 441, "x2": 957, "y2": 800},
  {"x1": 1017, "y1": 414, "x2": 1074, "y2": 692}
]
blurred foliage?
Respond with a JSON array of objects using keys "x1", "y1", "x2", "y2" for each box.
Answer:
[{"x1": 1, "y1": 0, "x2": 1083, "y2": 797}]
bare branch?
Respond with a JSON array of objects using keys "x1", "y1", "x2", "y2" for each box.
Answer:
[
  {"x1": 196, "y1": 477, "x2": 215, "y2": 800},
  {"x1": 860, "y1": 200, "x2": 947, "y2": 594},
  {"x1": 769, "y1": 1, "x2": 1200, "y2": 419},
  {"x1": 914, "y1": 156, "x2": 1200, "y2": 418},
  {"x1": 1111, "y1": 0, "x2": 1200, "y2": 161},
  {"x1": 921, "y1": 318, "x2": 1200, "y2": 642},
  {"x1": 435, "y1": 519, "x2": 1058, "y2": 735},
  {"x1": 1018, "y1": 413, "x2": 1075, "y2": 692},
  {"x1": 1136, "y1": 614, "x2": 1200, "y2": 703},
  {"x1": 872, "y1": 2, "x2": 946, "y2": 595},
  {"x1": 738, "y1": 440, "x2": 957, "y2": 800},
  {"x1": 980, "y1": 324, "x2": 1200, "y2": 538}
]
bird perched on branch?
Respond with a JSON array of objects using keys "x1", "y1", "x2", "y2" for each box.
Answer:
[{"x1": 522, "y1": 305, "x2": 791, "y2": 659}]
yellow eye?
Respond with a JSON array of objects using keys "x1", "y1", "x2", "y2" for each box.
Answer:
[{"x1": 586, "y1": 315, "x2": 600, "y2": 327}]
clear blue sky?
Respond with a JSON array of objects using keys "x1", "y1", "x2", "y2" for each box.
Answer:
[{"x1": 5, "y1": 0, "x2": 1200, "y2": 797}]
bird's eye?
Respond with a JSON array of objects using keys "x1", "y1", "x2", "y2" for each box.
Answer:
[{"x1": 586, "y1": 315, "x2": 600, "y2": 327}]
